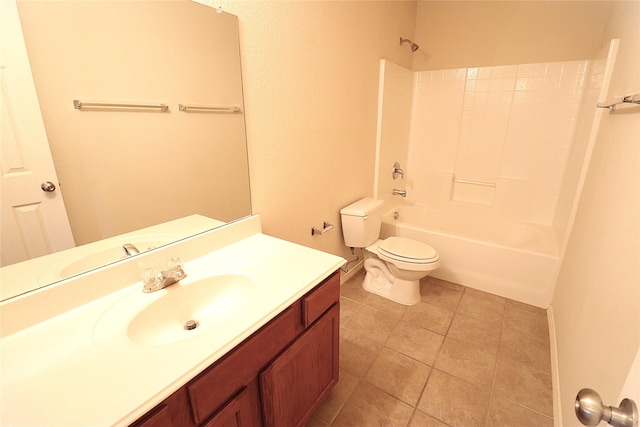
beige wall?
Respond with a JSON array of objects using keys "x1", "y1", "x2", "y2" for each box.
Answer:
[
  {"x1": 551, "y1": 1, "x2": 640, "y2": 425},
  {"x1": 413, "y1": 1, "x2": 610, "y2": 71},
  {"x1": 215, "y1": 1, "x2": 417, "y2": 260}
]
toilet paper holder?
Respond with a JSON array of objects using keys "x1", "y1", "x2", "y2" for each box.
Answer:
[{"x1": 311, "y1": 221, "x2": 334, "y2": 236}]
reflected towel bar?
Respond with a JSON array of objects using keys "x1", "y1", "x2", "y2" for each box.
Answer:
[
  {"x1": 73, "y1": 100, "x2": 169, "y2": 111},
  {"x1": 453, "y1": 177, "x2": 496, "y2": 187},
  {"x1": 178, "y1": 104, "x2": 242, "y2": 113},
  {"x1": 597, "y1": 93, "x2": 640, "y2": 112}
]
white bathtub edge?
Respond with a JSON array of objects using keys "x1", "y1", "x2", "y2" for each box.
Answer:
[
  {"x1": 548, "y1": 304, "x2": 563, "y2": 427},
  {"x1": 383, "y1": 216, "x2": 558, "y2": 308}
]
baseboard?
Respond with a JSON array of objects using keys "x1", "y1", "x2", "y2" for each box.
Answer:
[
  {"x1": 339, "y1": 260, "x2": 364, "y2": 285},
  {"x1": 547, "y1": 304, "x2": 562, "y2": 427}
]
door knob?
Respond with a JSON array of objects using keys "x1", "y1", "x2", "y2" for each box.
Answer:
[
  {"x1": 576, "y1": 388, "x2": 638, "y2": 427},
  {"x1": 41, "y1": 181, "x2": 56, "y2": 192}
]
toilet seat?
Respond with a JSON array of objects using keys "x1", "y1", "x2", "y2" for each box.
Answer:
[{"x1": 379, "y1": 237, "x2": 439, "y2": 264}]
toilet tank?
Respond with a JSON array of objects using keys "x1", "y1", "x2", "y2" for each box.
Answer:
[{"x1": 340, "y1": 198, "x2": 384, "y2": 247}]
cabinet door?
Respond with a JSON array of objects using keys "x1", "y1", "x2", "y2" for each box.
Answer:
[
  {"x1": 260, "y1": 304, "x2": 339, "y2": 427},
  {"x1": 201, "y1": 387, "x2": 254, "y2": 427}
]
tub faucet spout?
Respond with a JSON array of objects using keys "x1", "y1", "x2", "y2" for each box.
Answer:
[{"x1": 393, "y1": 189, "x2": 407, "y2": 197}]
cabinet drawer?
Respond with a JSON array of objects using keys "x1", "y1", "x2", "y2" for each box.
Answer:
[
  {"x1": 187, "y1": 300, "x2": 304, "y2": 424},
  {"x1": 302, "y1": 271, "x2": 340, "y2": 327}
]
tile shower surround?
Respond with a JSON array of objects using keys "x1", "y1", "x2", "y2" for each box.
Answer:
[
  {"x1": 406, "y1": 60, "x2": 590, "y2": 226},
  {"x1": 307, "y1": 270, "x2": 553, "y2": 427}
]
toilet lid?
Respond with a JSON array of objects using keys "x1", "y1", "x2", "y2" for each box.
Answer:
[{"x1": 379, "y1": 237, "x2": 438, "y2": 263}]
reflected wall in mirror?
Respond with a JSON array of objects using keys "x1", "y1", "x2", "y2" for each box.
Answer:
[{"x1": 0, "y1": 0, "x2": 251, "y2": 300}]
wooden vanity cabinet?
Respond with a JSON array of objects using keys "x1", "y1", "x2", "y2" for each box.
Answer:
[
  {"x1": 132, "y1": 271, "x2": 340, "y2": 427},
  {"x1": 260, "y1": 304, "x2": 339, "y2": 427}
]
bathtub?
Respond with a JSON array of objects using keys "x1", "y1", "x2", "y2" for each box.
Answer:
[{"x1": 379, "y1": 205, "x2": 560, "y2": 308}]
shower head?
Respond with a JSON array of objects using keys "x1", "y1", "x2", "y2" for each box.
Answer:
[{"x1": 400, "y1": 37, "x2": 419, "y2": 52}]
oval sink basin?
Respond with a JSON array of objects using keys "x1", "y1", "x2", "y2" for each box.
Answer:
[{"x1": 126, "y1": 274, "x2": 258, "y2": 346}]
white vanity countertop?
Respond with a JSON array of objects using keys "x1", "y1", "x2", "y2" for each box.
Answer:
[{"x1": 0, "y1": 216, "x2": 345, "y2": 426}]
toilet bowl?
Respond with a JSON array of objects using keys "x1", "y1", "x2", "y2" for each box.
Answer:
[
  {"x1": 340, "y1": 198, "x2": 441, "y2": 305},
  {"x1": 363, "y1": 238, "x2": 440, "y2": 305}
]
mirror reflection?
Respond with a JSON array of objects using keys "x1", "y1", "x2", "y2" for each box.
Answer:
[{"x1": 0, "y1": 0, "x2": 251, "y2": 300}]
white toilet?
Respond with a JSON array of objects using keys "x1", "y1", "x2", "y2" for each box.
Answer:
[{"x1": 340, "y1": 198, "x2": 440, "y2": 305}]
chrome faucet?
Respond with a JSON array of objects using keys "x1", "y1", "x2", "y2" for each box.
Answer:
[
  {"x1": 122, "y1": 243, "x2": 140, "y2": 256},
  {"x1": 141, "y1": 257, "x2": 186, "y2": 292},
  {"x1": 393, "y1": 189, "x2": 407, "y2": 197}
]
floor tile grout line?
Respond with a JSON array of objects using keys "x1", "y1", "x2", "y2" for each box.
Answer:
[
  {"x1": 326, "y1": 286, "x2": 365, "y2": 425},
  {"x1": 342, "y1": 280, "x2": 448, "y2": 425},
  {"x1": 483, "y1": 308, "x2": 506, "y2": 427},
  {"x1": 340, "y1": 359, "x2": 424, "y2": 426},
  {"x1": 411, "y1": 366, "x2": 449, "y2": 427},
  {"x1": 339, "y1": 297, "x2": 364, "y2": 328},
  {"x1": 499, "y1": 395, "x2": 556, "y2": 421},
  {"x1": 409, "y1": 333, "x2": 449, "y2": 425}
]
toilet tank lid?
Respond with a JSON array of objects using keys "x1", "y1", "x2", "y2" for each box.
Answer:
[{"x1": 340, "y1": 198, "x2": 384, "y2": 216}]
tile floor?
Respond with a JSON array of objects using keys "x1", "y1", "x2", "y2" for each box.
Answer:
[{"x1": 307, "y1": 269, "x2": 554, "y2": 427}]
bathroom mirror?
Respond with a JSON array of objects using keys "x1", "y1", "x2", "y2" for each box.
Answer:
[{"x1": 0, "y1": 0, "x2": 251, "y2": 300}]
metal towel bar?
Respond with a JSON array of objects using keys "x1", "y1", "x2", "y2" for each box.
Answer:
[
  {"x1": 73, "y1": 100, "x2": 169, "y2": 111},
  {"x1": 178, "y1": 104, "x2": 241, "y2": 113}
]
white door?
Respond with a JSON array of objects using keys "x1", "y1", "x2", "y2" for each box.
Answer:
[
  {"x1": 0, "y1": 0, "x2": 74, "y2": 266},
  {"x1": 620, "y1": 348, "x2": 640, "y2": 406},
  {"x1": 575, "y1": 354, "x2": 639, "y2": 426}
]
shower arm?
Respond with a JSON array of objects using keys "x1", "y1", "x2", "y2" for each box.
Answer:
[{"x1": 400, "y1": 37, "x2": 419, "y2": 52}]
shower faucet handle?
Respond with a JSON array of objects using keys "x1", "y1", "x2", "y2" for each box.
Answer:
[{"x1": 392, "y1": 162, "x2": 404, "y2": 180}]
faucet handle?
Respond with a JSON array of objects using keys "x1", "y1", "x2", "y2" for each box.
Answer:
[
  {"x1": 141, "y1": 268, "x2": 163, "y2": 292},
  {"x1": 168, "y1": 256, "x2": 184, "y2": 270},
  {"x1": 167, "y1": 257, "x2": 187, "y2": 281},
  {"x1": 392, "y1": 162, "x2": 404, "y2": 180}
]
